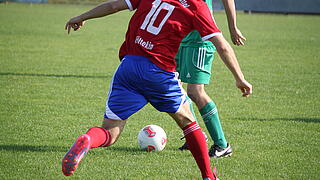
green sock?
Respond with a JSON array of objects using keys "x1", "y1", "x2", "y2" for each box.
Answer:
[
  {"x1": 186, "y1": 96, "x2": 199, "y2": 125},
  {"x1": 200, "y1": 101, "x2": 227, "y2": 148}
]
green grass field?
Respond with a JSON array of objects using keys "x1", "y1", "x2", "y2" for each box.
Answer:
[{"x1": 0, "y1": 2, "x2": 320, "y2": 180}]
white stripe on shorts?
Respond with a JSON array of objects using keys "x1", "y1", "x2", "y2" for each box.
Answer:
[
  {"x1": 197, "y1": 47, "x2": 206, "y2": 69},
  {"x1": 174, "y1": 71, "x2": 186, "y2": 113},
  {"x1": 124, "y1": 0, "x2": 134, "y2": 11},
  {"x1": 105, "y1": 61, "x2": 123, "y2": 120}
]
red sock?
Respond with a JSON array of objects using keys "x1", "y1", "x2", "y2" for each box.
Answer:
[
  {"x1": 85, "y1": 127, "x2": 111, "y2": 148},
  {"x1": 183, "y1": 122, "x2": 214, "y2": 179}
]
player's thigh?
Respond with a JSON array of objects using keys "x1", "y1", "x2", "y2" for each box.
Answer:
[
  {"x1": 145, "y1": 71, "x2": 186, "y2": 114},
  {"x1": 178, "y1": 43, "x2": 216, "y2": 84},
  {"x1": 187, "y1": 84, "x2": 205, "y2": 96},
  {"x1": 105, "y1": 83, "x2": 147, "y2": 120},
  {"x1": 105, "y1": 62, "x2": 148, "y2": 120}
]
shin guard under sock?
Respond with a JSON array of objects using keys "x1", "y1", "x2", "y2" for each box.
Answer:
[{"x1": 200, "y1": 101, "x2": 227, "y2": 148}]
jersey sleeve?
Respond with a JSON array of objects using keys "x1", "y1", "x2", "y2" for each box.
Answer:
[
  {"x1": 192, "y1": 4, "x2": 222, "y2": 41},
  {"x1": 124, "y1": 0, "x2": 141, "y2": 11}
]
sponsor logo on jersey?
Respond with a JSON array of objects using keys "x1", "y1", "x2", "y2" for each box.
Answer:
[{"x1": 135, "y1": 36, "x2": 154, "y2": 50}]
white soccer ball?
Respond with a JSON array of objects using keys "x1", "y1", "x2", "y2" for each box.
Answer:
[{"x1": 138, "y1": 125, "x2": 167, "y2": 152}]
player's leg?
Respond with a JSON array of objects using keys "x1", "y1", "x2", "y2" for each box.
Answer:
[
  {"x1": 62, "y1": 56, "x2": 148, "y2": 176},
  {"x1": 182, "y1": 87, "x2": 200, "y2": 124},
  {"x1": 144, "y1": 64, "x2": 217, "y2": 180},
  {"x1": 62, "y1": 118, "x2": 126, "y2": 176},
  {"x1": 187, "y1": 84, "x2": 232, "y2": 158},
  {"x1": 185, "y1": 41, "x2": 231, "y2": 158},
  {"x1": 179, "y1": 90, "x2": 209, "y2": 151},
  {"x1": 176, "y1": 45, "x2": 207, "y2": 151},
  {"x1": 187, "y1": 84, "x2": 227, "y2": 148},
  {"x1": 168, "y1": 101, "x2": 217, "y2": 180},
  {"x1": 175, "y1": 45, "x2": 198, "y2": 124},
  {"x1": 176, "y1": 46, "x2": 199, "y2": 126},
  {"x1": 179, "y1": 41, "x2": 232, "y2": 158},
  {"x1": 178, "y1": 94, "x2": 201, "y2": 150},
  {"x1": 83, "y1": 56, "x2": 148, "y2": 149}
]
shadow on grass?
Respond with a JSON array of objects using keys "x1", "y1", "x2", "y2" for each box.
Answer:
[
  {"x1": 92, "y1": 146, "x2": 180, "y2": 155},
  {"x1": 0, "y1": 144, "x2": 67, "y2": 152},
  {"x1": 0, "y1": 72, "x2": 111, "y2": 79},
  {"x1": 0, "y1": 144, "x2": 185, "y2": 156},
  {"x1": 104, "y1": 146, "x2": 142, "y2": 153},
  {"x1": 234, "y1": 117, "x2": 320, "y2": 123}
]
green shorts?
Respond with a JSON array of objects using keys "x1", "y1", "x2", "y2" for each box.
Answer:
[{"x1": 175, "y1": 41, "x2": 216, "y2": 84}]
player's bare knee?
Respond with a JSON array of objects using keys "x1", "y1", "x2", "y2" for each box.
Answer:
[
  {"x1": 101, "y1": 118, "x2": 126, "y2": 146},
  {"x1": 187, "y1": 88, "x2": 201, "y2": 103},
  {"x1": 169, "y1": 102, "x2": 196, "y2": 129},
  {"x1": 178, "y1": 116, "x2": 195, "y2": 129},
  {"x1": 106, "y1": 138, "x2": 117, "y2": 146},
  {"x1": 174, "y1": 115, "x2": 194, "y2": 129}
]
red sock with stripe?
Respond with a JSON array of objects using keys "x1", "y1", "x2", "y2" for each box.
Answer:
[
  {"x1": 183, "y1": 121, "x2": 214, "y2": 179},
  {"x1": 85, "y1": 127, "x2": 111, "y2": 148}
]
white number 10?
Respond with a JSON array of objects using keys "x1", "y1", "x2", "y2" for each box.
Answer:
[{"x1": 140, "y1": 0, "x2": 175, "y2": 35}]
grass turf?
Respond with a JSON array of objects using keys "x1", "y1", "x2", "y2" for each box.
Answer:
[{"x1": 0, "y1": 2, "x2": 319, "y2": 179}]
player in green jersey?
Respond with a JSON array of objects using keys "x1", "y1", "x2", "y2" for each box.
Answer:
[{"x1": 176, "y1": 0, "x2": 247, "y2": 158}]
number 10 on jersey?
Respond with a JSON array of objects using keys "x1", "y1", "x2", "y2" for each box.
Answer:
[{"x1": 140, "y1": 0, "x2": 175, "y2": 35}]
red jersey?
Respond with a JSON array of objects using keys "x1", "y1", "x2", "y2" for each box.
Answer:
[{"x1": 119, "y1": 0, "x2": 221, "y2": 72}]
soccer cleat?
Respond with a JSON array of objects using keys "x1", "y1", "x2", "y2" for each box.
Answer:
[
  {"x1": 203, "y1": 168, "x2": 219, "y2": 180},
  {"x1": 213, "y1": 167, "x2": 220, "y2": 180},
  {"x1": 178, "y1": 142, "x2": 189, "y2": 150},
  {"x1": 209, "y1": 143, "x2": 232, "y2": 158},
  {"x1": 62, "y1": 134, "x2": 91, "y2": 176}
]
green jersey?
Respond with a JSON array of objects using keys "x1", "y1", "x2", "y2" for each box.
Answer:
[{"x1": 181, "y1": 0, "x2": 214, "y2": 45}]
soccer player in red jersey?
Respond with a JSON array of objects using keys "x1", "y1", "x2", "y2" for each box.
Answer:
[{"x1": 63, "y1": 0, "x2": 252, "y2": 179}]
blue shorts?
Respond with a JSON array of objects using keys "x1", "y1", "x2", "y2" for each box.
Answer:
[{"x1": 104, "y1": 55, "x2": 186, "y2": 120}]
